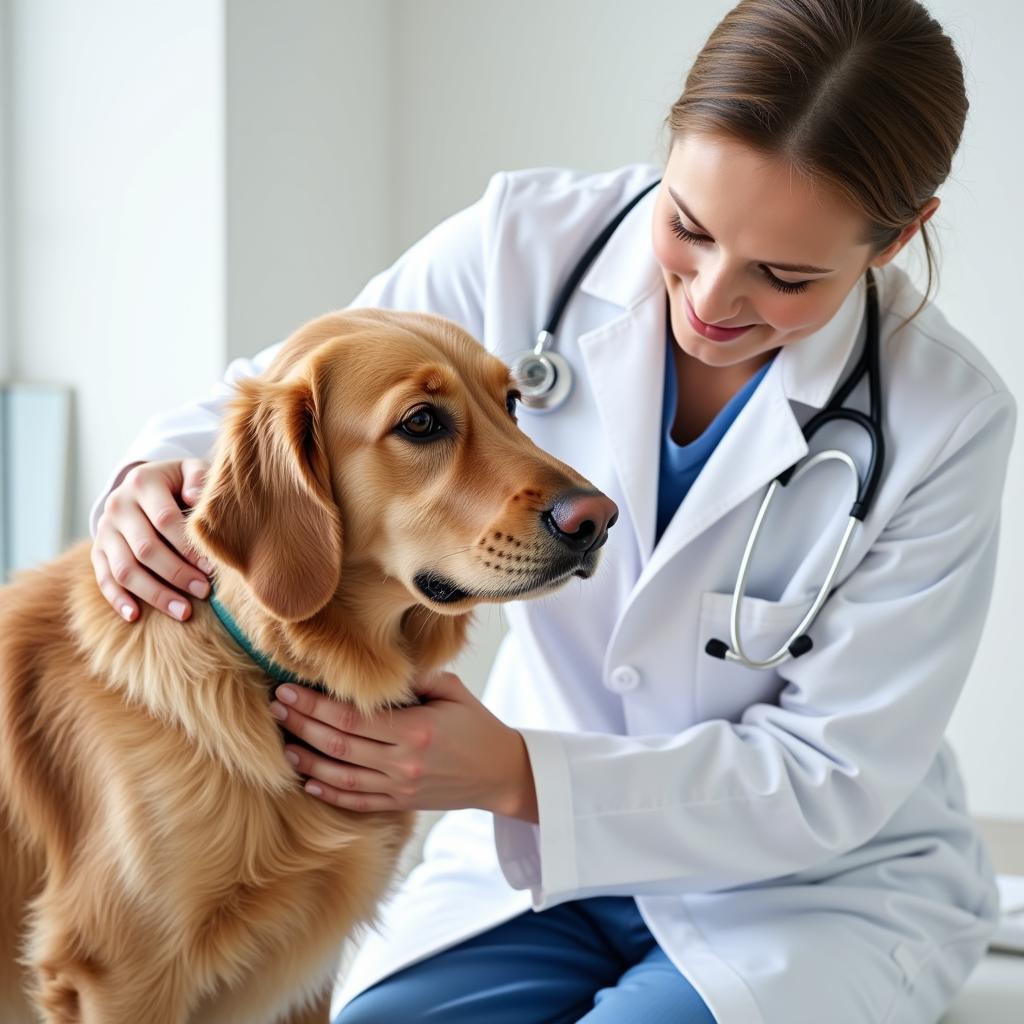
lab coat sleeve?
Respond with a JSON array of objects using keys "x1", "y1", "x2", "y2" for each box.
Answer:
[
  {"x1": 88, "y1": 172, "x2": 510, "y2": 535},
  {"x1": 493, "y1": 388, "x2": 1017, "y2": 911}
]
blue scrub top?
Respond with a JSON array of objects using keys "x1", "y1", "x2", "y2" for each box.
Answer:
[{"x1": 655, "y1": 331, "x2": 773, "y2": 546}]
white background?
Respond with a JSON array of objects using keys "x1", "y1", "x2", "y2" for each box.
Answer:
[{"x1": 1, "y1": 0, "x2": 1021, "y2": 820}]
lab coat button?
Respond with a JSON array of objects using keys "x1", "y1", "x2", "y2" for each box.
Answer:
[{"x1": 607, "y1": 664, "x2": 641, "y2": 693}]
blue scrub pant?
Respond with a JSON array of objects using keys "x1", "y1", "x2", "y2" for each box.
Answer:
[{"x1": 335, "y1": 896, "x2": 718, "y2": 1023}]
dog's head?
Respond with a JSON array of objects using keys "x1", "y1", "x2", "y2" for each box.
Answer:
[{"x1": 188, "y1": 309, "x2": 617, "y2": 625}]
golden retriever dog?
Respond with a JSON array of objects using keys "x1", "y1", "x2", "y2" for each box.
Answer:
[{"x1": 0, "y1": 308, "x2": 618, "y2": 1024}]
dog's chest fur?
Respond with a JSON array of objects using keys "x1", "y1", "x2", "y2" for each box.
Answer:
[{"x1": 0, "y1": 542, "x2": 413, "y2": 1022}]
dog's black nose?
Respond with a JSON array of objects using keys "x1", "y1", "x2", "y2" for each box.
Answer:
[{"x1": 543, "y1": 491, "x2": 619, "y2": 555}]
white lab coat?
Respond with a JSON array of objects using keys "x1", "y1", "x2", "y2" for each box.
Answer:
[{"x1": 94, "y1": 164, "x2": 1016, "y2": 1024}]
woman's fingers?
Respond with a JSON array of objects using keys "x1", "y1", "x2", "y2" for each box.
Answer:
[
  {"x1": 91, "y1": 544, "x2": 139, "y2": 622},
  {"x1": 269, "y1": 701, "x2": 395, "y2": 773},
  {"x1": 92, "y1": 460, "x2": 214, "y2": 619},
  {"x1": 282, "y1": 744, "x2": 398, "y2": 809},
  {"x1": 118, "y1": 500, "x2": 209, "y2": 599},
  {"x1": 99, "y1": 525, "x2": 195, "y2": 621},
  {"x1": 180, "y1": 458, "x2": 209, "y2": 508},
  {"x1": 272, "y1": 684, "x2": 398, "y2": 743},
  {"x1": 135, "y1": 478, "x2": 211, "y2": 574}
]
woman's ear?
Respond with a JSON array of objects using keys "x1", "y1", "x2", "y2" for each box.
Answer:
[
  {"x1": 870, "y1": 196, "x2": 941, "y2": 268},
  {"x1": 188, "y1": 373, "x2": 342, "y2": 621}
]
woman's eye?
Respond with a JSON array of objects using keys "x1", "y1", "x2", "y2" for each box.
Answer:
[
  {"x1": 762, "y1": 273, "x2": 810, "y2": 295},
  {"x1": 669, "y1": 212, "x2": 711, "y2": 246},
  {"x1": 399, "y1": 406, "x2": 446, "y2": 440},
  {"x1": 668, "y1": 213, "x2": 811, "y2": 296},
  {"x1": 506, "y1": 391, "x2": 520, "y2": 419}
]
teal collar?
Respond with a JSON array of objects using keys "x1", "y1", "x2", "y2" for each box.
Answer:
[{"x1": 208, "y1": 586, "x2": 318, "y2": 689}]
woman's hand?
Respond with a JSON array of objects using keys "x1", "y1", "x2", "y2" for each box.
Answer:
[
  {"x1": 271, "y1": 671, "x2": 539, "y2": 823},
  {"x1": 92, "y1": 458, "x2": 212, "y2": 622}
]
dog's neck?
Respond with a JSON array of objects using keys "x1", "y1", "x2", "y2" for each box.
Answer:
[
  {"x1": 207, "y1": 561, "x2": 471, "y2": 715},
  {"x1": 208, "y1": 586, "x2": 317, "y2": 689}
]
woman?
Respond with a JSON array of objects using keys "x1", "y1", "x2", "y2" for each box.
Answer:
[{"x1": 90, "y1": 1, "x2": 1015, "y2": 1021}]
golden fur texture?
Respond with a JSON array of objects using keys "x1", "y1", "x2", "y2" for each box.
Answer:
[{"x1": 0, "y1": 309, "x2": 611, "y2": 1023}]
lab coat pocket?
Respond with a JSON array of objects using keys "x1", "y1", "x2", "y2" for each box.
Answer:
[{"x1": 694, "y1": 590, "x2": 811, "y2": 723}]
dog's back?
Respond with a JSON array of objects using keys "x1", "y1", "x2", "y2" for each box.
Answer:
[
  {"x1": 0, "y1": 543, "x2": 412, "y2": 1023},
  {"x1": 0, "y1": 805, "x2": 40, "y2": 1023},
  {"x1": 0, "y1": 547, "x2": 83, "y2": 1022}
]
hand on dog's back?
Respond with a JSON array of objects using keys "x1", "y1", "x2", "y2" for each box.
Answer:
[{"x1": 91, "y1": 457, "x2": 212, "y2": 623}]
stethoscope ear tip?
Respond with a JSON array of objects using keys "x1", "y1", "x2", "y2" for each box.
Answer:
[
  {"x1": 788, "y1": 635, "x2": 813, "y2": 658},
  {"x1": 705, "y1": 638, "x2": 729, "y2": 660}
]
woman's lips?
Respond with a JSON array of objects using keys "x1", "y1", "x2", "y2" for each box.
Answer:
[{"x1": 684, "y1": 294, "x2": 757, "y2": 342}]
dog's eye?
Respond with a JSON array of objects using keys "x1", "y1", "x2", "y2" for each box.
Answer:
[
  {"x1": 506, "y1": 390, "x2": 520, "y2": 419},
  {"x1": 398, "y1": 405, "x2": 447, "y2": 441}
]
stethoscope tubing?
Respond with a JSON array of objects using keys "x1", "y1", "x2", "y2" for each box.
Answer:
[
  {"x1": 784, "y1": 270, "x2": 884, "y2": 521},
  {"x1": 710, "y1": 269, "x2": 882, "y2": 668},
  {"x1": 513, "y1": 178, "x2": 662, "y2": 413},
  {"x1": 540, "y1": 178, "x2": 662, "y2": 341}
]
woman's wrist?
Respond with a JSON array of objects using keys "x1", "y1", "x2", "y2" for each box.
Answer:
[{"x1": 492, "y1": 728, "x2": 539, "y2": 824}]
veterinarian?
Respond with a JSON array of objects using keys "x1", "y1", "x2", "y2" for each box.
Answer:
[{"x1": 89, "y1": 1, "x2": 1015, "y2": 1021}]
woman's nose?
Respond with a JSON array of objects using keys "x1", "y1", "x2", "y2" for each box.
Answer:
[{"x1": 689, "y1": 267, "x2": 744, "y2": 325}]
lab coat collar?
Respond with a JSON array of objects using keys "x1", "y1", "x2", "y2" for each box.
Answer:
[{"x1": 578, "y1": 175, "x2": 664, "y2": 312}]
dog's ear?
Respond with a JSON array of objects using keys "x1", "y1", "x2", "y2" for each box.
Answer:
[{"x1": 189, "y1": 372, "x2": 342, "y2": 622}]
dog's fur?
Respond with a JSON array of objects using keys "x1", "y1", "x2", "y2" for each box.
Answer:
[{"x1": 0, "y1": 309, "x2": 613, "y2": 1023}]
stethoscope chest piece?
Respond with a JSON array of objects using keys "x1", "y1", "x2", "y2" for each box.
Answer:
[
  {"x1": 515, "y1": 178, "x2": 661, "y2": 415},
  {"x1": 511, "y1": 336, "x2": 574, "y2": 413}
]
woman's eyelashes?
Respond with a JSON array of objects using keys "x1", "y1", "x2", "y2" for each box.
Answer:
[{"x1": 668, "y1": 213, "x2": 811, "y2": 295}]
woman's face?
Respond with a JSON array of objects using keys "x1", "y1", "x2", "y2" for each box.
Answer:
[{"x1": 652, "y1": 133, "x2": 921, "y2": 372}]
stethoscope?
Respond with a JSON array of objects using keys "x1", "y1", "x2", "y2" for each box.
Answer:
[{"x1": 511, "y1": 179, "x2": 885, "y2": 671}]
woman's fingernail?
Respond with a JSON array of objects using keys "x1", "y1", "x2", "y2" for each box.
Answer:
[
  {"x1": 306, "y1": 782, "x2": 322, "y2": 797},
  {"x1": 169, "y1": 600, "x2": 188, "y2": 620},
  {"x1": 277, "y1": 686, "x2": 297, "y2": 704},
  {"x1": 197, "y1": 558, "x2": 213, "y2": 574},
  {"x1": 269, "y1": 701, "x2": 288, "y2": 721},
  {"x1": 120, "y1": 604, "x2": 135, "y2": 621},
  {"x1": 188, "y1": 579, "x2": 209, "y2": 598},
  {"x1": 284, "y1": 749, "x2": 300, "y2": 766}
]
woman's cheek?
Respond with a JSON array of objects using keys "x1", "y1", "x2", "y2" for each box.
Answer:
[
  {"x1": 761, "y1": 291, "x2": 842, "y2": 344},
  {"x1": 759, "y1": 294, "x2": 802, "y2": 332},
  {"x1": 652, "y1": 220, "x2": 692, "y2": 278}
]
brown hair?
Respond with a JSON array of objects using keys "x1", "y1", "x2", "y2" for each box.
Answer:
[{"x1": 666, "y1": 0, "x2": 968, "y2": 320}]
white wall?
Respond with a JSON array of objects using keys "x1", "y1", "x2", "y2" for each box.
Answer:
[
  {"x1": 390, "y1": 0, "x2": 720, "y2": 248},
  {"x1": 918, "y1": 0, "x2": 1024, "y2": 821},
  {"x1": 8, "y1": 0, "x2": 226, "y2": 525},
  {"x1": 5, "y1": 0, "x2": 1021, "y2": 819},
  {"x1": 0, "y1": 0, "x2": 11, "y2": 381},
  {"x1": 224, "y1": 0, "x2": 393, "y2": 364}
]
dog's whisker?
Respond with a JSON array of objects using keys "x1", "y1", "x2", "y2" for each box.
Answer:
[
  {"x1": 430, "y1": 545, "x2": 477, "y2": 566},
  {"x1": 410, "y1": 611, "x2": 432, "y2": 644}
]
